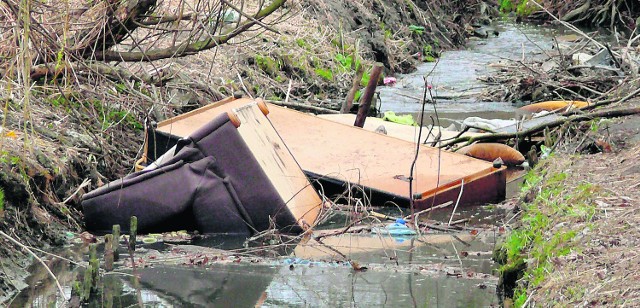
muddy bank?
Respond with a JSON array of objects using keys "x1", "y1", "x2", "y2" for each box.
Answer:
[{"x1": 495, "y1": 104, "x2": 640, "y2": 306}]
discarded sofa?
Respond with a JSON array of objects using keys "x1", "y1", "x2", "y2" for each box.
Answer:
[{"x1": 82, "y1": 109, "x2": 319, "y2": 235}]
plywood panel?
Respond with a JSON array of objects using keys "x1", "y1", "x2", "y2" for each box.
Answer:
[
  {"x1": 156, "y1": 98, "x2": 505, "y2": 206},
  {"x1": 232, "y1": 103, "x2": 322, "y2": 227}
]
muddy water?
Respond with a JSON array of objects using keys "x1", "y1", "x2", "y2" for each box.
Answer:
[
  {"x1": 12, "y1": 21, "x2": 569, "y2": 308},
  {"x1": 11, "y1": 227, "x2": 502, "y2": 307}
]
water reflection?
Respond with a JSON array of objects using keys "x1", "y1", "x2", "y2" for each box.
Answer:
[
  {"x1": 136, "y1": 265, "x2": 276, "y2": 307},
  {"x1": 264, "y1": 266, "x2": 497, "y2": 307},
  {"x1": 12, "y1": 225, "x2": 502, "y2": 307}
]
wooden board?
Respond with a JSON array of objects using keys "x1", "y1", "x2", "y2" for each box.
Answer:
[
  {"x1": 293, "y1": 233, "x2": 474, "y2": 259},
  {"x1": 156, "y1": 97, "x2": 506, "y2": 208},
  {"x1": 232, "y1": 103, "x2": 322, "y2": 227}
]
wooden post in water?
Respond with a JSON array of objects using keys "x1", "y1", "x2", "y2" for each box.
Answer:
[
  {"x1": 112, "y1": 224, "x2": 120, "y2": 261},
  {"x1": 354, "y1": 63, "x2": 383, "y2": 127},
  {"x1": 104, "y1": 234, "x2": 114, "y2": 272},
  {"x1": 86, "y1": 243, "x2": 99, "y2": 295},
  {"x1": 129, "y1": 216, "x2": 137, "y2": 254}
]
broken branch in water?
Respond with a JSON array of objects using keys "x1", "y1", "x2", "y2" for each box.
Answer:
[
  {"x1": 314, "y1": 217, "x2": 377, "y2": 241},
  {"x1": 440, "y1": 107, "x2": 640, "y2": 148}
]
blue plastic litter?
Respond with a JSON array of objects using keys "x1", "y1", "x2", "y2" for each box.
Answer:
[{"x1": 371, "y1": 221, "x2": 417, "y2": 236}]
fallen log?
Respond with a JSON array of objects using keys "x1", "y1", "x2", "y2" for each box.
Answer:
[
  {"x1": 440, "y1": 107, "x2": 640, "y2": 148},
  {"x1": 264, "y1": 100, "x2": 339, "y2": 114}
]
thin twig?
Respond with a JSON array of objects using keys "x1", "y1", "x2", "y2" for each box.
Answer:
[
  {"x1": 450, "y1": 240, "x2": 464, "y2": 272},
  {"x1": 236, "y1": 70, "x2": 254, "y2": 99},
  {"x1": 60, "y1": 178, "x2": 91, "y2": 205},
  {"x1": 0, "y1": 231, "x2": 67, "y2": 301},
  {"x1": 284, "y1": 79, "x2": 292, "y2": 103},
  {"x1": 404, "y1": 201, "x2": 453, "y2": 220},
  {"x1": 447, "y1": 179, "x2": 464, "y2": 226}
]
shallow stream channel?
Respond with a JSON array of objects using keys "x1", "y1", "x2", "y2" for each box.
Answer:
[{"x1": 13, "y1": 21, "x2": 575, "y2": 307}]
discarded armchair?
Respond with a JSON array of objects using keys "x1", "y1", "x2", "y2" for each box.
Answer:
[{"x1": 81, "y1": 112, "x2": 303, "y2": 235}]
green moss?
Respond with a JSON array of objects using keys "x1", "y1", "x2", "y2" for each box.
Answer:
[
  {"x1": 314, "y1": 68, "x2": 333, "y2": 81},
  {"x1": 380, "y1": 23, "x2": 392, "y2": 39},
  {"x1": 255, "y1": 54, "x2": 281, "y2": 77},
  {"x1": 0, "y1": 187, "x2": 4, "y2": 218},
  {"x1": 48, "y1": 94, "x2": 68, "y2": 107},
  {"x1": 422, "y1": 44, "x2": 438, "y2": 62},
  {"x1": 408, "y1": 25, "x2": 425, "y2": 35},
  {"x1": 191, "y1": 39, "x2": 213, "y2": 51},
  {"x1": 295, "y1": 38, "x2": 308, "y2": 48},
  {"x1": 499, "y1": 163, "x2": 598, "y2": 307}
]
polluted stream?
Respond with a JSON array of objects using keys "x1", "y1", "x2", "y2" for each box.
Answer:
[
  {"x1": 378, "y1": 20, "x2": 571, "y2": 126},
  {"x1": 14, "y1": 21, "x2": 570, "y2": 307}
]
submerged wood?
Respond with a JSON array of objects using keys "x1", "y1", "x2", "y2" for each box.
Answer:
[
  {"x1": 104, "y1": 234, "x2": 114, "y2": 272},
  {"x1": 129, "y1": 216, "x2": 138, "y2": 253},
  {"x1": 112, "y1": 225, "x2": 120, "y2": 261}
]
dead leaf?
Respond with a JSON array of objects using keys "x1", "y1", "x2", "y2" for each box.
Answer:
[
  {"x1": 79, "y1": 231, "x2": 97, "y2": 244},
  {"x1": 595, "y1": 139, "x2": 612, "y2": 153},
  {"x1": 350, "y1": 261, "x2": 368, "y2": 272}
]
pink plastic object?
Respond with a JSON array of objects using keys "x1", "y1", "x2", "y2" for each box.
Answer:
[{"x1": 383, "y1": 77, "x2": 397, "y2": 86}]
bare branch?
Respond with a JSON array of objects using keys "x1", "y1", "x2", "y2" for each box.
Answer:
[{"x1": 94, "y1": 0, "x2": 286, "y2": 62}]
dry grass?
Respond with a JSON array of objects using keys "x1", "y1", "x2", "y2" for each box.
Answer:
[{"x1": 515, "y1": 108, "x2": 640, "y2": 306}]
